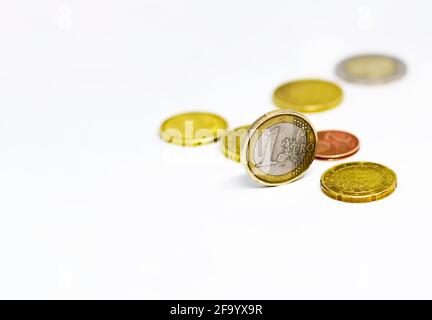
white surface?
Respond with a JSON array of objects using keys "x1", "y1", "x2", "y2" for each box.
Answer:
[{"x1": 0, "y1": 0, "x2": 431, "y2": 299}]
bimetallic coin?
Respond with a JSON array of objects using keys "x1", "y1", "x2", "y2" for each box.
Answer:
[
  {"x1": 273, "y1": 79, "x2": 343, "y2": 113},
  {"x1": 160, "y1": 112, "x2": 228, "y2": 146},
  {"x1": 316, "y1": 130, "x2": 360, "y2": 160},
  {"x1": 336, "y1": 54, "x2": 406, "y2": 85},
  {"x1": 320, "y1": 162, "x2": 397, "y2": 203},
  {"x1": 244, "y1": 110, "x2": 317, "y2": 186},
  {"x1": 220, "y1": 125, "x2": 250, "y2": 163}
]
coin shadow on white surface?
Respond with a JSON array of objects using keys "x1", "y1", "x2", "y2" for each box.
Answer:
[
  {"x1": 230, "y1": 174, "x2": 267, "y2": 189},
  {"x1": 230, "y1": 169, "x2": 312, "y2": 188}
]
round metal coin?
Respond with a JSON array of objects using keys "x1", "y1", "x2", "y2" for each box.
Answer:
[
  {"x1": 160, "y1": 112, "x2": 228, "y2": 146},
  {"x1": 336, "y1": 54, "x2": 406, "y2": 85},
  {"x1": 316, "y1": 130, "x2": 360, "y2": 160},
  {"x1": 220, "y1": 125, "x2": 250, "y2": 163},
  {"x1": 273, "y1": 79, "x2": 343, "y2": 113},
  {"x1": 320, "y1": 162, "x2": 397, "y2": 203},
  {"x1": 244, "y1": 110, "x2": 317, "y2": 186}
]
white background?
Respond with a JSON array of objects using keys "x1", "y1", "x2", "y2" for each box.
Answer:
[{"x1": 0, "y1": 0, "x2": 431, "y2": 299}]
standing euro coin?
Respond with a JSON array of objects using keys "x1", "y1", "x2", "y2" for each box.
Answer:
[
  {"x1": 336, "y1": 54, "x2": 406, "y2": 85},
  {"x1": 320, "y1": 162, "x2": 397, "y2": 203},
  {"x1": 273, "y1": 79, "x2": 343, "y2": 113},
  {"x1": 244, "y1": 110, "x2": 317, "y2": 186}
]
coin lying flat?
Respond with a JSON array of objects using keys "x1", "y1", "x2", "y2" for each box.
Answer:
[
  {"x1": 244, "y1": 110, "x2": 317, "y2": 186},
  {"x1": 273, "y1": 79, "x2": 343, "y2": 113},
  {"x1": 316, "y1": 130, "x2": 360, "y2": 160},
  {"x1": 160, "y1": 112, "x2": 228, "y2": 146},
  {"x1": 336, "y1": 54, "x2": 406, "y2": 84},
  {"x1": 320, "y1": 162, "x2": 397, "y2": 203},
  {"x1": 220, "y1": 125, "x2": 250, "y2": 163}
]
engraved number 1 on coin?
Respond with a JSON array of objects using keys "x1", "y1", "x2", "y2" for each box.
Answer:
[{"x1": 256, "y1": 126, "x2": 279, "y2": 168}]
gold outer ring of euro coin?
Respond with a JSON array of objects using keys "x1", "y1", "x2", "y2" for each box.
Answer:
[
  {"x1": 320, "y1": 161, "x2": 397, "y2": 203},
  {"x1": 243, "y1": 109, "x2": 317, "y2": 186},
  {"x1": 335, "y1": 54, "x2": 407, "y2": 85},
  {"x1": 160, "y1": 112, "x2": 228, "y2": 146},
  {"x1": 220, "y1": 125, "x2": 250, "y2": 163},
  {"x1": 272, "y1": 79, "x2": 343, "y2": 113}
]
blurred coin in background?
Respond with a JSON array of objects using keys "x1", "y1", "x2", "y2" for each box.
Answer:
[
  {"x1": 160, "y1": 112, "x2": 228, "y2": 146},
  {"x1": 273, "y1": 79, "x2": 343, "y2": 113},
  {"x1": 316, "y1": 130, "x2": 360, "y2": 160},
  {"x1": 336, "y1": 54, "x2": 406, "y2": 84},
  {"x1": 220, "y1": 125, "x2": 250, "y2": 163}
]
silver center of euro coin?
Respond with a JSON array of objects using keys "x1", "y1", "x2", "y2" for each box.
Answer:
[{"x1": 253, "y1": 123, "x2": 309, "y2": 176}]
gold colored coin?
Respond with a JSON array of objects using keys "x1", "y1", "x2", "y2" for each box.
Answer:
[
  {"x1": 273, "y1": 79, "x2": 343, "y2": 113},
  {"x1": 160, "y1": 112, "x2": 228, "y2": 146},
  {"x1": 320, "y1": 162, "x2": 397, "y2": 203},
  {"x1": 220, "y1": 125, "x2": 250, "y2": 163},
  {"x1": 244, "y1": 110, "x2": 317, "y2": 186},
  {"x1": 336, "y1": 54, "x2": 406, "y2": 84}
]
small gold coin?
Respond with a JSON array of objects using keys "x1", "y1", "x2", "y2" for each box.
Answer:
[
  {"x1": 244, "y1": 110, "x2": 317, "y2": 186},
  {"x1": 336, "y1": 54, "x2": 406, "y2": 84},
  {"x1": 320, "y1": 162, "x2": 397, "y2": 203},
  {"x1": 220, "y1": 125, "x2": 250, "y2": 163},
  {"x1": 273, "y1": 79, "x2": 343, "y2": 113},
  {"x1": 160, "y1": 112, "x2": 228, "y2": 146}
]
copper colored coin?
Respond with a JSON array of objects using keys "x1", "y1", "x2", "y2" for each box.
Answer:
[{"x1": 316, "y1": 130, "x2": 360, "y2": 160}]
